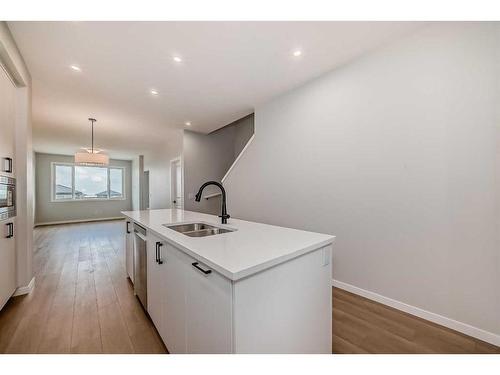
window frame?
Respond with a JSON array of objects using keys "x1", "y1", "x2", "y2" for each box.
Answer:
[{"x1": 51, "y1": 162, "x2": 126, "y2": 202}]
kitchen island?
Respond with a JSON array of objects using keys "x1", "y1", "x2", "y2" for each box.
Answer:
[{"x1": 122, "y1": 209, "x2": 334, "y2": 354}]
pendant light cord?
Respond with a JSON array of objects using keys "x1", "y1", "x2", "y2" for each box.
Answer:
[{"x1": 89, "y1": 118, "x2": 97, "y2": 154}]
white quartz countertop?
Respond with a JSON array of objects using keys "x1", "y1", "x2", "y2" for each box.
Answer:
[{"x1": 121, "y1": 209, "x2": 334, "y2": 281}]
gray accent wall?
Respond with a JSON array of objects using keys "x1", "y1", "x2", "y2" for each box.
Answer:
[
  {"x1": 232, "y1": 114, "x2": 255, "y2": 159},
  {"x1": 183, "y1": 114, "x2": 254, "y2": 215},
  {"x1": 224, "y1": 24, "x2": 500, "y2": 337},
  {"x1": 35, "y1": 152, "x2": 132, "y2": 224}
]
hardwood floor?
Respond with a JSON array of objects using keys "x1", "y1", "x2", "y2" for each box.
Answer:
[
  {"x1": 0, "y1": 221, "x2": 166, "y2": 354},
  {"x1": 0, "y1": 220, "x2": 498, "y2": 354},
  {"x1": 332, "y1": 288, "x2": 500, "y2": 354}
]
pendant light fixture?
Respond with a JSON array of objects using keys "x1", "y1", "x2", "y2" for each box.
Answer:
[{"x1": 74, "y1": 118, "x2": 109, "y2": 166}]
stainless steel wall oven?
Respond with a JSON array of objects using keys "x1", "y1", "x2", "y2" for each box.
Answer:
[{"x1": 0, "y1": 176, "x2": 15, "y2": 221}]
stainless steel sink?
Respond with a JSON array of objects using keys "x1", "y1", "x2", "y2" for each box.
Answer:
[
  {"x1": 164, "y1": 222, "x2": 235, "y2": 237},
  {"x1": 182, "y1": 227, "x2": 233, "y2": 237},
  {"x1": 167, "y1": 223, "x2": 213, "y2": 233}
]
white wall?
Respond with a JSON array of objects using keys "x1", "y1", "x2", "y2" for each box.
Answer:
[
  {"x1": 143, "y1": 130, "x2": 183, "y2": 209},
  {"x1": 225, "y1": 23, "x2": 500, "y2": 338},
  {"x1": 131, "y1": 155, "x2": 143, "y2": 211},
  {"x1": 15, "y1": 87, "x2": 33, "y2": 288},
  {"x1": 0, "y1": 22, "x2": 33, "y2": 290}
]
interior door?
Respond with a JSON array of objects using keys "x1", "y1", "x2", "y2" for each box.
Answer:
[{"x1": 170, "y1": 158, "x2": 183, "y2": 209}]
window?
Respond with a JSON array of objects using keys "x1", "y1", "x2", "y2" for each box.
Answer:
[
  {"x1": 109, "y1": 168, "x2": 124, "y2": 198},
  {"x1": 52, "y1": 163, "x2": 125, "y2": 201},
  {"x1": 54, "y1": 165, "x2": 73, "y2": 200},
  {"x1": 75, "y1": 166, "x2": 108, "y2": 199}
]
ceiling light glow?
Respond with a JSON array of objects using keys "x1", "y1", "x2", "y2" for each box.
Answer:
[
  {"x1": 185, "y1": 121, "x2": 191, "y2": 126},
  {"x1": 293, "y1": 50, "x2": 302, "y2": 57},
  {"x1": 173, "y1": 56, "x2": 183, "y2": 63},
  {"x1": 150, "y1": 89, "x2": 159, "y2": 96},
  {"x1": 70, "y1": 65, "x2": 82, "y2": 72}
]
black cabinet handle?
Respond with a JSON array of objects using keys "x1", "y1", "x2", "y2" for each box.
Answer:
[
  {"x1": 155, "y1": 241, "x2": 164, "y2": 264},
  {"x1": 6, "y1": 223, "x2": 14, "y2": 238},
  {"x1": 192, "y1": 262, "x2": 211, "y2": 275},
  {"x1": 3, "y1": 158, "x2": 13, "y2": 173},
  {"x1": 157, "y1": 242, "x2": 163, "y2": 265},
  {"x1": 126, "y1": 221, "x2": 130, "y2": 234}
]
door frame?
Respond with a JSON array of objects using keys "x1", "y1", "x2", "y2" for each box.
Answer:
[{"x1": 170, "y1": 156, "x2": 183, "y2": 210}]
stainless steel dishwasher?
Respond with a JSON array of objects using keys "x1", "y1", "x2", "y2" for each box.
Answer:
[{"x1": 133, "y1": 223, "x2": 147, "y2": 309}]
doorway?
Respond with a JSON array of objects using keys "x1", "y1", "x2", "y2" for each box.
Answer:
[{"x1": 170, "y1": 157, "x2": 183, "y2": 209}]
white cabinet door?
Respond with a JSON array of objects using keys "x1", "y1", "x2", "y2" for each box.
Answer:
[
  {"x1": 143, "y1": 236, "x2": 233, "y2": 354},
  {"x1": 162, "y1": 245, "x2": 188, "y2": 353},
  {"x1": 185, "y1": 258, "x2": 233, "y2": 353},
  {"x1": 0, "y1": 219, "x2": 16, "y2": 310},
  {"x1": 125, "y1": 220, "x2": 134, "y2": 283},
  {"x1": 146, "y1": 232, "x2": 164, "y2": 332},
  {"x1": 0, "y1": 67, "x2": 15, "y2": 176}
]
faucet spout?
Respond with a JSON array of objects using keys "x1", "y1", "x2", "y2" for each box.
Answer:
[{"x1": 194, "y1": 181, "x2": 230, "y2": 224}]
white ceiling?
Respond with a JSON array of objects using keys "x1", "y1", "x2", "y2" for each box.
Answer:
[{"x1": 8, "y1": 21, "x2": 423, "y2": 159}]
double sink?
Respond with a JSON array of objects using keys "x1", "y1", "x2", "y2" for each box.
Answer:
[{"x1": 164, "y1": 222, "x2": 235, "y2": 237}]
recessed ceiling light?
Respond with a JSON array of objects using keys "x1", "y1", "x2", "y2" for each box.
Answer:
[
  {"x1": 150, "y1": 89, "x2": 159, "y2": 96},
  {"x1": 173, "y1": 56, "x2": 183, "y2": 63},
  {"x1": 70, "y1": 64, "x2": 82, "y2": 72},
  {"x1": 185, "y1": 121, "x2": 191, "y2": 126},
  {"x1": 292, "y1": 50, "x2": 302, "y2": 57}
]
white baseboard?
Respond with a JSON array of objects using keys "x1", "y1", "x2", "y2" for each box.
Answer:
[
  {"x1": 13, "y1": 276, "x2": 35, "y2": 296},
  {"x1": 332, "y1": 279, "x2": 500, "y2": 347},
  {"x1": 34, "y1": 216, "x2": 124, "y2": 227}
]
